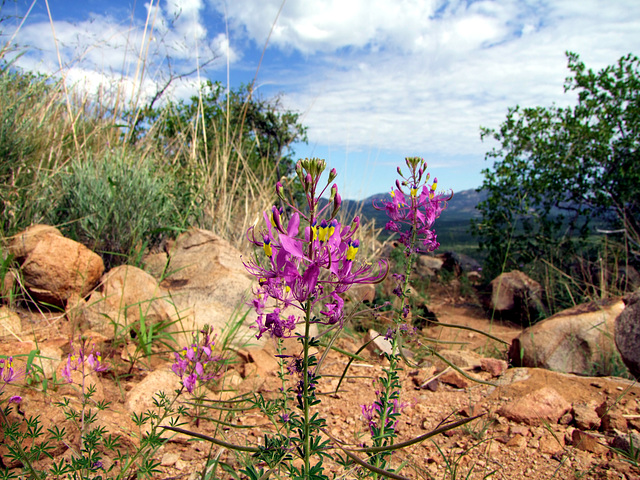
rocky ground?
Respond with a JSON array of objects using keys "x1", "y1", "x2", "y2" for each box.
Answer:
[{"x1": 2, "y1": 283, "x2": 640, "y2": 480}]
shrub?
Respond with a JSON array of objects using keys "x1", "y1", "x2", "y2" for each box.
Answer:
[{"x1": 44, "y1": 151, "x2": 184, "y2": 268}]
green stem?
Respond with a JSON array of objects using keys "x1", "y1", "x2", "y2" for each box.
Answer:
[
  {"x1": 0, "y1": 404, "x2": 44, "y2": 480},
  {"x1": 371, "y1": 197, "x2": 420, "y2": 477},
  {"x1": 301, "y1": 305, "x2": 312, "y2": 478}
]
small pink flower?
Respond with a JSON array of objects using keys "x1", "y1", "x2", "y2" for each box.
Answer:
[{"x1": 183, "y1": 373, "x2": 197, "y2": 393}]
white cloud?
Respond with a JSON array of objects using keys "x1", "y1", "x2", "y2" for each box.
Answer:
[
  {"x1": 11, "y1": 0, "x2": 233, "y2": 105},
  {"x1": 255, "y1": 0, "x2": 640, "y2": 178}
]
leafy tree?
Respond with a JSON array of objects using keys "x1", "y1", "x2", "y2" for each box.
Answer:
[
  {"x1": 473, "y1": 52, "x2": 640, "y2": 307},
  {"x1": 141, "y1": 80, "x2": 307, "y2": 180}
]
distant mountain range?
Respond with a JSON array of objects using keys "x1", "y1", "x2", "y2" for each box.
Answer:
[
  {"x1": 336, "y1": 188, "x2": 487, "y2": 254},
  {"x1": 338, "y1": 188, "x2": 486, "y2": 225}
]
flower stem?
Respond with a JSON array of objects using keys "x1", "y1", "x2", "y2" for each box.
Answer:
[
  {"x1": 302, "y1": 305, "x2": 312, "y2": 477},
  {"x1": 0, "y1": 405, "x2": 44, "y2": 480}
]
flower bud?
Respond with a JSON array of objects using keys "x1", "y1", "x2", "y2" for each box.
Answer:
[
  {"x1": 296, "y1": 160, "x2": 306, "y2": 185},
  {"x1": 430, "y1": 178, "x2": 438, "y2": 199},
  {"x1": 328, "y1": 168, "x2": 337, "y2": 183},
  {"x1": 271, "y1": 206, "x2": 285, "y2": 233},
  {"x1": 346, "y1": 216, "x2": 360, "y2": 238},
  {"x1": 333, "y1": 192, "x2": 342, "y2": 213}
]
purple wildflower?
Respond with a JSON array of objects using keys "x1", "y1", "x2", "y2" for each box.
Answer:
[
  {"x1": 0, "y1": 356, "x2": 25, "y2": 401},
  {"x1": 361, "y1": 397, "x2": 408, "y2": 436},
  {"x1": 61, "y1": 337, "x2": 109, "y2": 384},
  {"x1": 171, "y1": 325, "x2": 221, "y2": 393},
  {"x1": 373, "y1": 157, "x2": 451, "y2": 254},
  {"x1": 244, "y1": 159, "x2": 388, "y2": 337},
  {"x1": 0, "y1": 357, "x2": 22, "y2": 386}
]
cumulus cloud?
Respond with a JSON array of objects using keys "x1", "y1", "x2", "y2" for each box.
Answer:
[
  {"x1": 11, "y1": 0, "x2": 233, "y2": 104},
  {"x1": 245, "y1": 0, "x2": 640, "y2": 172}
]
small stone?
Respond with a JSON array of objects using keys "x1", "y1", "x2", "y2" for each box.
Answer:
[
  {"x1": 365, "y1": 329, "x2": 393, "y2": 356},
  {"x1": 600, "y1": 413, "x2": 628, "y2": 432},
  {"x1": 539, "y1": 432, "x2": 565, "y2": 455},
  {"x1": 161, "y1": 453, "x2": 180, "y2": 467},
  {"x1": 573, "y1": 403, "x2": 601, "y2": 430},
  {"x1": 438, "y1": 349, "x2": 482, "y2": 369},
  {"x1": 438, "y1": 370, "x2": 469, "y2": 389},
  {"x1": 609, "y1": 430, "x2": 640, "y2": 452},
  {"x1": 498, "y1": 387, "x2": 571, "y2": 426},
  {"x1": 559, "y1": 412, "x2": 573, "y2": 425},
  {"x1": 572, "y1": 430, "x2": 608, "y2": 454},
  {"x1": 506, "y1": 434, "x2": 527, "y2": 449},
  {"x1": 509, "y1": 425, "x2": 530, "y2": 437},
  {"x1": 425, "y1": 378, "x2": 439, "y2": 391},
  {"x1": 480, "y1": 358, "x2": 508, "y2": 377}
]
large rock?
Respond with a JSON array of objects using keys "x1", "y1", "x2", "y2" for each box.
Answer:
[
  {"x1": 155, "y1": 229, "x2": 259, "y2": 346},
  {"x1": 615, "y1": 290, "x2": 640, "y2": 380},
  {"x1": 415, "y1": 254, "x2": 444, "y2": 278},
  {"x1": 9, "y1": 225, "x2": 104, "y2": 306},
  {"x1": 489, "y1": 270, "x2": 545, "y2": 323},
  {"x1": 125, "y1": 368, "x2": 187, "y2": 437},
  {"x1": 509, "y1": 298, "x2": 625, "y2": 376},
  {"x1": 8, "y1": 224, "x2": 62, "y2": 259},
  {"x1": 498, "y1": 386, "x2": 571, "y2": 426},
  {"x1": 83, "y1": 265, "x2": 177, "y2": 338},
  {"x1": 441, "y1": 251, "x2": 481, "y2": 275}
]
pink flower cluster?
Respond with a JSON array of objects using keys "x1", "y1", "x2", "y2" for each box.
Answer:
[
  {"x1": 0, "y1": 356, "x2": 23, "y2": 403},
  {"x1": 244, "y1": 159, "x2": 388, "y2": 339},
  {"x1": 361, "y1": 397, "x2": 408, "y2": 436},
  {"x1": 171, "y1": 326, "x2": 220, "y2": 393},
  {"x1": 61, "y1": 338, "x2": 109, "y2": 383},
  {"x1": 373, "y1": 157, "x2": 450, "y2": 254}
]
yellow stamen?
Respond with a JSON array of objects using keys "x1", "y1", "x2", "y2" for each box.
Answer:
[
  {"x1": 430, "y1": 181, "x2": 437, "y2": 199},
  {"x1": 346, "y1": 242, "x2": 359, "y2": 261},
  {"x1": 327, "y1": 223, "x2": 336, "y2": 239},
  {"x1": 263, "y1": 239, "x2": 273, "y2": 258}
]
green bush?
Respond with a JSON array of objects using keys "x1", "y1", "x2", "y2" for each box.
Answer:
[{"x1": 44, "y1": 151, "x2": 184, "y2": 268}]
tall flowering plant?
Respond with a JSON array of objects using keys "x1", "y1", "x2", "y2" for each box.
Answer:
[
  {"x1": 245, "y1": 159, "x2": 388, "y2": 338},
  {"x1": 243, "y1": 158, "x2": 388, "y2": 478},
  {"x1": 360, "y1": 157, "x2": 449, "y2": 476}
]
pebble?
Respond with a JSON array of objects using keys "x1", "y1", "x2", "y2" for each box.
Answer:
[{"x1": 161, "y1": 452, "x2": 180, "y2": 467}]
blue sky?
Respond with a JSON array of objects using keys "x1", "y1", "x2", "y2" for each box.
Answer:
[{"x1": 4, "y1": 0, "x2": 640, "y2": 199}]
